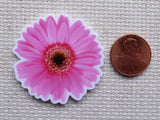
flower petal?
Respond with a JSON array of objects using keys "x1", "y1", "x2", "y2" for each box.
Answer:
[
  {"x1": 74, "y1": 64, "x2": 100, "y2": 82},
  {"x1": 57, "y1": 15, "x2": 69, "y2": 29},
  {"x1": 74, "y1": 56, "x2": 101, "y2": 66},
  {"x1": 46, "y1": 16, "x2": 57, "y2": 44},
  {"x1": 57, "y1": 22, "x2": 68, "y2": 43},
  {"x1": 27, "y1": 27, "x2": 48, "y2": 47},
  {"x1": 70, "y1": 20, "x2": 82, "y2": 35},
  {"x1": 39, "y1": 19, "x2": 47, "y2": 35},
  {"x1": 62, "y1": 74, "x2": 71, "y2": 92},
  {"x1": 74, "y1": 63, "x2": 98, "y2": 73},
  {"x1": 22, "y1": 32, "x2": 45, "y2": 52},
  {"x1": 68, "y1": 26, "x2": 83, "y2": 45},
  {"x1": 76, "y1": 41, "x2": 98, "y2": 51},
  {"x1": 31, "y1": 71, "x2": 52, "y2": 100},
  {"x1": 34, "y1": 23, "x2": 49, "y2": 46},
  {"x1": 68, "y1": 20, "x2": 90, "y2": 45},
  {"x1": 71, "y1": 67, "x2": 93, "y2": 89},
  {"x1": 83, "y1": 70, "x2": 100, "y2": 82},
  {"x1": 48, "y1": 74, "x2": 57, "y2": 95},
  {"x1": 52, "y1": 75, "x2": 65, "y2": 102},
  {"x1": 16, "y1": 61, "x2": 44, "y2": 80},
  {"x1": 72, "y1": 35, "x2": 95, "y2": 50},
  {"x1": 75, "y1": 45, "x2": 101, "y2": 55},
  {"x1": 15, "y1": 40, "x2": 43, "y2": 60},
  {"x1": 57, "y1": 15, "x2": 69, "y2": 43},
  {"x1": 76, "y1": 52, "x2": 101, "y2": 59},
  {"x1": 67, "y1": 68, "x2": 84, "y2": 99},
  {"x1": 61, "y1": 90, "x2": 68, "y2": 103}
]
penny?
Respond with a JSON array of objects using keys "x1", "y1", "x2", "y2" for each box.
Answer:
[{"x1": 110, "y1": 34, "x2": 151, "y2": 76}]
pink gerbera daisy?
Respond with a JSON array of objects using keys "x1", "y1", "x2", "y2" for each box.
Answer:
[{"x1": 13, "y1": 15, "x2": 104, "y2": 104}]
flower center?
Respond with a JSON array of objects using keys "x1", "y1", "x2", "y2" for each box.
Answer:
[
  {"x1": 43, "y1": 43, "x2": 75, "y2": 74},
  {"x1": 52, "y1": 53, "x2": 66, "y2": 67}
]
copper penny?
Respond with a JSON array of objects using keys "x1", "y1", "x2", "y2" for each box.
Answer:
[{"x1": 110, "y1": 34, "x2": 151, "y2": 76}]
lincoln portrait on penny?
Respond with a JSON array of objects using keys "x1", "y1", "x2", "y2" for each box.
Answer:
[{"x1": 120, "y1": 37, "x2": 146, "y2": 74}]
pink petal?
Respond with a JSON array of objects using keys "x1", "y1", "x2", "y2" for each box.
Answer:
[
  {"x1": 67, "y1": 68, "x2": 84, "y2": 99},
  {"x1": 61, "y1": 90, "x2": 68, "y2": 103},
  {"x1": 75, "y1": 40, "x2": 99, "y2": 52},
  {"x1": 46, "y1": 16, "x2": 57, "y2": 44},
  {"x1": 70, "y1": 20, "x2": 82, "y2": 35},
  {"x1": 50, "y1": 74, "x2": 59, "y2": 94},
  {"x1": 83, "y1": 70, "x2": 99, "y2": 82},
  {"x1": 25, "y1": 70, "x2": 53, "y2": 96},
  {"x1": 27, "y1": 27, "x2": 48, "y2": 47},
  {"x1": 57, "y1": 15, "x2": 69, "y2": 43},
  {"x1": 15, "y1": 41, "x2": 43, "y2": 60},
  {"x1": 68, "y1": 26, "x2": 84, "y2": 45},
  {"x1": 76, "y1": 52, "x2": 101, "y2": 59},
  {"x1": 34, "y1": 23, "x2": 49, "y2": 46},
  {"x1": 76, "y1": 66, "x2": 100, "y2": 82},
  {"x1": 15, "y1": 48, "x2": 42, "y2": 61},
  {"x1": 65, "y1": 20, "x2": 82, "y2": 44},
  {"x1": 57, "y1": 22, "x2": 68, "y2": 43},
  {"x1": 50, "y1": 74, "x2": 68, "y2": 103},
  {"x1": 75, "y1": 46, "x2": 101, "y2": 55},
  {"x1": 26, "y1": 70, "x2": 44, "y2": 91},
  {"x1": 74, "y1": 56, "x2": 101, "y2": 66},
  {"x1": 16, "y1": 61, "x2": 45, "y2": 80},
  {"x1": 52, "y1": 75, "x2": 65, "y2": 102},
  {"x1": 57, "y1": 15, "x2": 69, "y2": 29},
  {"x1": 80, "y1": 29, "x2": 90, "y2": 41},
  {"x1": 72, "y1": 65, "x2": 100, "y2": 83},
  {"x1": 68, "y1": 20, "x2": 90, "y2": 45},
  {"x1": 71, "y1": 35, "x2": 96, "y2": 50},
  {"x1": 73, "y1": 64, "x2": 99, "y2": 74},
  {"x1": 76, "y1": 41, "x2": 98, "y2": 51},
  {"x1": 62, "y1": 74, "x2": 71, "y2": 92},
  {"x1": 39, "y1": 19, "x2": 47, "y2": 35},
  {"x1": 32, "y1": 71, "x2": 52, "y2": 99},
  {"x1": 71, "y1": 67, "x2": 93, "y2": 89},
  {"x1": 22, "y1": 32, "x2": 45, "y2": 52}
]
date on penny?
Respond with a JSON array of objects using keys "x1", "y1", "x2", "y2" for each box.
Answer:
[{"x1": 110, "y1": 34, "x2": 151, "y2": 77}]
